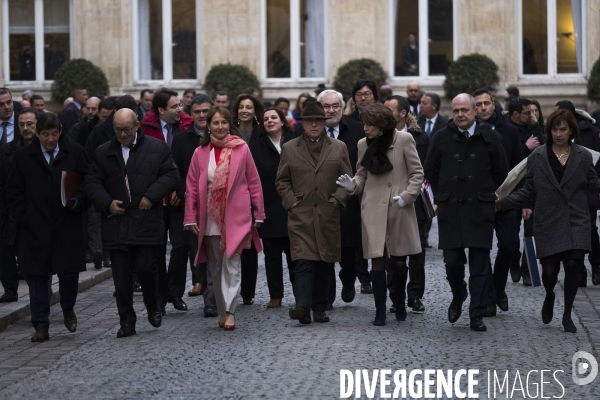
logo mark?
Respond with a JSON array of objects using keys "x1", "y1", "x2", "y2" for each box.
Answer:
[{"x1": 572, "y1": 351, "x2": 598, "y2": 385}]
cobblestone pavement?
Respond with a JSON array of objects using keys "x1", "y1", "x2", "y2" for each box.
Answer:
[{"x1": 0, "y1": 220, "x2": 599, "y2": 398}]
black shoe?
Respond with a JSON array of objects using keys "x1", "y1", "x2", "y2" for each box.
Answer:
[
  {"x1": 148, "y1": 311, "x2": 162, "y2": 328},
  {"x1": 313, "y1": 311, "x2": 330, "y2": 323},
  {"x1": 103, "y1": 252, "x2": 111, "y2": 268},
  {"x1": 341, "y1": 286, "x2": 356, "y2": 303},
  {"x1": 243, "y1": 298, "x2": 254, "y2": 305},
  {"x1": 496, "y1": 291, "x2": 509, "y2": 312},
  {"x1": 395, "y1": 304, "x2": 407, "y2": 321},
  {"x1": 483, "y1": 305, "x2": 496, "y2": 317},
  {"x1": 92, "y1": 251, "x2": 102, "y2": 270},
  {"x1": 160, "y1": 306, "x2": 166, "y2": 316},
  {"x1": 0, "y1": 290, "x2": 18, "y2": 302},
  {"x1": 411, "y1": 298, "x2": 425, "y2": 313},
  {"x1": 407, "y1": 298, "x2": 414, "y2": 307},
  {"x1": 133, "y1": 282, "x2": 142, "y2": 293},
  {"x1": 509, "y1": 262, "x2": 521, "y2": 283},
  {"x1": 542, "y1": 292, "x2": 555, "y2": 324},
  {"x1": 592, "y1": 265, "x2": 600, "y2": 286},
  {"x1": 360, "y1": 281, "x2": 373, "y2": 294},
  {"x1": 117, "y1": 324, "x2": 136, "y2": 338},
  {"x1": 326, "y1": 302, "x2": 333, "y2": 311},
  {"x1": 522, "y1": 274, "x2": 532, "y2": 286},
  {"x1": 470, "y1": 317, "x2": 487, "y2": 331},
  {"x1": 172, "y1": 297, "x2": 188, "y2": 311},
  {"x1": 389, "y1": 305, "x2": 396, "y2": 313},
  {"x1": 85, "y1": 250, "x2": 93, "y2": 263},
  {"x1": 289, "y1": 307, "x2": 311, "y2": 324},
  {"x1": 562, "y1": 315, "x2": 577, "y2": 333},
  {"x1": 204, "y1": 306, "x2": 218, "y2": 317},
  {"x1": 448, "y1": 298, "x2": 463, "y2": 323}
]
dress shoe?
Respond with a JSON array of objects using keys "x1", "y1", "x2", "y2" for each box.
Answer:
[
  {"x1": 117, "y1": 325, "x2": 136, "y2": 338},
  {"x1": 160, "y1": 306, "x2": 166, "y2": 316},
  {"x1": 312, "y1": 311, "x2": 330, "y2": 323},
  {"x1": 103, "y1": 252, "x2": 111, "y2": 268},
  {"x1": 289, "y1": 307, "x2": 311, "y2": 324},
  {"x1": 326, "y1": 302, "x2": 333, "y2": 311},
  {"x1": 172, "y1": 297, "x2": 188, "y2": 311},
  {"x1": 360, "y1": 281, "x2": 373, "y2": 294},
  {"x1": 522, "y1": 274, "x2": 532, "y2": 287},
  {"x1": 411, "y1": 298, "x2": 425, "y2": 313},
  {"x1": 448, "y1": 298, "x2": 463, "y2": 323},
  {"x1": 0, "y1": 290, "x2": 18, "y2": 302},
  {"x1": 266, "y1": 298, "x2": 282, "y2": 308},
  {"x1": 243, "y1": 298, "x2": 254, "y2": 305},
  {"x1": 63, "y1": 310, "x2": 77, "y2": 332},
  {"x1": 85, "y1": 250, "x2": 93, "y2": 263},
  {"x1": 542, "y1": 292, "x2": 555, "y2": 324},
  {"x1": 92, "y1": 251, "x2": 103, "y2": 270},
  {"x1": 133, "y1": 281, "x2": 143, "y2": 293},
  {"x1": 188, "y1": 283, "x2": 203, "y2": 297},
  {"x1": 483, "y1": 305, "x2": 496, "y2": 317},
  {"x1": 341, "y1": 286, "x2": 356, "y2": 303},
  {"x1": 592, "y1": 265, "x2": 600, "y2": 286},
  {"x1": 562, "y1": 315, "x2": 577, "y2": 333},
  {"x1": 496, "y1": 291, "x2": 509, "y2": 312},
  {"x1": 148, "y1": 311, "x2": 162, "y2": 328},
  {"x1": 389, "y1": 305, "x2": 396, "y2": 313},
  {"x1": 204, "y1": 306, "x2": 218, "y2": 317},
  {"x1": 509, "y1": 262, "x2": 521, "y2": 283},
  {"x1": 470, "y1": 317, "x2": 487, "y2": 332},
  {"x1": 31, "y1": 329, "x2": 49, "y2": 342}
]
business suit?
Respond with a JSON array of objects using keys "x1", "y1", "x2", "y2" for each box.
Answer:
[
  {"x1": 417, "y1": 113, "x2": 448, "y2": 138},
  {"x1": 59, "y1": 102, "x2": 83, "y2": 137}
]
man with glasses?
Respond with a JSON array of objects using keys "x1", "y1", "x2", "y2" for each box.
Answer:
[
  {"x1": 140, "y1": 88, "x2": 192, "y2": 315},
  {"x1": 348, "y1": 80, "x2": 379, "y2": 122}
]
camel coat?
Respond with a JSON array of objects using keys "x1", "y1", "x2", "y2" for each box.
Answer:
[{"x1": 353, "y1": 130, "x2": 424, "y2": 258}]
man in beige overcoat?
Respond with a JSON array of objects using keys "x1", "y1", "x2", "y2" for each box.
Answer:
[{"x1": 275, "y1": 101, "x2": 352, "y2": 324}]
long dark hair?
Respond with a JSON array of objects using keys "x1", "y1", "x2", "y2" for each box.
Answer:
[
  {"x1": 261, "y1": 107, "x2": 293, "y2": 136},
  {"x1": 530, "y1": 99, "x2": 545, "y2": 126},
  {"x1": 231, "y1": 94, "x2": 264, "y2": 127},
  {"x1": 199, "y1": 106, "x2": 242, "y2": 147}
]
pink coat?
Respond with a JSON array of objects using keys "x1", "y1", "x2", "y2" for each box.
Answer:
[{"x1": 184, "y1": 143, "x2": 265, "y2": 264}]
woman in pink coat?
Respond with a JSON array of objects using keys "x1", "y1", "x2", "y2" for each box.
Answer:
[{"x1": 184, "y1": 106, "x2": 265, "y2": 330}]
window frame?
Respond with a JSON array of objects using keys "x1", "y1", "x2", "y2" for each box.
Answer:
[
  {"x1": 132, "y1": 0, "x2": 202, "y2": 85},
  {"x1": 517, "y1": 0, "x2": 587, "y2": 80},
  {"x1": 2, "y1": 0, "x2": 74, "y2": 84},
  {"x1": 387, "y1": 0, "x2": 459, "y2": 83},
  {"x1": 259, "y1": 0, "x2": 329, "y2": 86}
]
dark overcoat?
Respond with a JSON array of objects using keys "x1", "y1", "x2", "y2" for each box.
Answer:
[
  {"x1": 424, "y1": 120, "x2": 508, "y2": 249},
  {"x1": 6, "y1": 135, "x2": 90, "y2": 275},
  {"x1": 573, "y1": 114, "x2": 600, "y2": 209},
  {"x1": 85, "y1": 133, "x2": 179, "y2": 250},
  {"x1": 499, "y1": 144, "x2": 600, "y2": 258},
  {"x1": 171, "y1": 126, "x2": 201, "y2": 201}
]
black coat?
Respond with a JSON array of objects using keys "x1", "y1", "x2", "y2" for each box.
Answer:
[
  {"x1": 417, "y1": 114, "x2": 448, "y2": 139},
  {"x1": 73, "y1": 115, "x2": 100, "y2": 148},
  {"x1": 424, "y1": 120, "x2": 508, "y2": 249},
  {"x1": 85, "y1": 111, "x2": 116, "y2": 160},
  {"x1": 171, "y1": 125, "x2": 202, "y2": 199},
  {"x1": 0, "y1": 136, "x2": 24, "y2": 245},
  {"x1": 592, "y1": 109, "x2": 600, "y2": 131},
  {"x1": 507, "y1": 118, "x2": 545, "y2": 159},
  {"x1": 574, "y1": 114, "x2": 600, "y2": 209},
  {"x1": 85, "y1": 133, "x2": 178, "y2": 250},
  {"x1": 408, "y1": 127, "x2": 431, "y2": 223},
  {"x1": 6, "y1": 136, "x2": 90, "y2": 275},
  {"x1": 347, "y1": 109, "x2": 360, "y2": 123},
  {"x1": 484, "y1": 111, "x2": 523, "y2": 170},
  {"x1": 249, "y1": 131, "x2": 296, "y2": 239},
  {"x1": 59, "y1": 102, "x2": 82, "y2": 137}
]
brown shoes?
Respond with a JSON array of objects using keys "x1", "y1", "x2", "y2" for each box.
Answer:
[
  {"x1": 266, "y1": 298, "x2": 282, "y2": 308},
  {"x1": 188, "y1": 283, "x2": 203, "y2": 297},
  {"x1": 31, "y1": 330, "x2": 49, "y2": 342},
  {"x1": 63, "y1": 310, "x2": 77, "y2": 332}
]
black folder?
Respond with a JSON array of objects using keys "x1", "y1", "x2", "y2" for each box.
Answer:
[{"x1": 104, "y1": 173, "x2": 131, "y2": 207}]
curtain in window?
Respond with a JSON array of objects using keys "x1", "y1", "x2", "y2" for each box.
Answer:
[
  {"x1": 571, "y1": 0, "x2": 582, "y2": 73},
  {"x1": 138, "y1": 0, "x2": 152, "y2": 80},
  {"x1": 303, "y1": 0, "x2": 324, "y2": 77}
]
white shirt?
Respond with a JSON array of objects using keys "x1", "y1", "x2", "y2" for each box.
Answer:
[
  {"x1": 459, "y1": 122, "x2": 477, "y2": 138},
  {"x1": 205, "y1": 149, "x2": 221, "y2": 236},
  {"x1": 399, "y1": 125, "x2": 408, "y2": 133},
  {"x1": 269, "y1": 136, "x2": 282, "y2": 154},
  {"x1": 121, "y1": 134, "x2": 138, "y2": 164},
  {"x1": 159, "y1": 119, "x2": 169, "y2": 142},
  {"x1": 0, "y1": 113, "x2": 15, "y2": 143},
  {"x1": 326, "y1": 125, "x2": 339, "y2": 139},
  {"x1": 41, "y1": 143, "x2": 59, "y2": 164},
  {"x1": 426, "y1": 113, "x2": 439, "y2": 132}
]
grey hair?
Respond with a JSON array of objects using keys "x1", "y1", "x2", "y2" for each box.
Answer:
[
  {"x1": 453, "y1": 93, "x2": 476, "y2": 109},
  {"x1": 317, "y1": 89, "x2": 345, "y2": 109},
  {"x1": 22, "y1": 89, "x2": 34, "y2": 98}
]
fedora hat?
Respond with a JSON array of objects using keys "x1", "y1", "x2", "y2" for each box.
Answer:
[{"x1": 301, "y1": 101, "x2": 327, "y2": 120}]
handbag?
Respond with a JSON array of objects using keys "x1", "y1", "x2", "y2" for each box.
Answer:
[{"x1": 420, "y1": 180, "x2": 435, "y2": 219}]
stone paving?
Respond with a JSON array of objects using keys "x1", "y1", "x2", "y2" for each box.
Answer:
[{"x1": 0, "y1": 220, "x2": 599, "y2": 398}]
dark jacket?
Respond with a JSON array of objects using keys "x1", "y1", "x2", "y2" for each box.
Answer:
[
  {"x1": 591, "y1": 109, "x2": 600, "y2": 131},
  {"x1": 73, "y1": 115, "x2": 100, "y2": 148},
  {"x1": 347, "y1": 109, "x2": 360, "y2": 123},
  {"x1": 424, "y1": 120, "x2": 508, "y2": 249},
  {"x1": 59, "y1": 102, "x2": 83, "y2": 136},
  {"x1": 136, "y1": 105, "x2": 149, "y2": 123},
  {"x1": 6, "y1": 135, "x2": 90, "y2": 275},
  {"x1": 85, "y1": 111, "x2": 116, "y2": 160},
  {"x1": 483, "y1": 111, "x2": 523, "y2": 170},
  {"x1": 507, "y1": 118, "x2": 545, "y2": 159},
  {"x1": 574, "y1": 110, "x2": 600, "y2": 209},
  {"x1": 85, "y1": 133, "x2": 179, "y2": 250},
  {"x1": 407, "y1": 116, "x2": 431, "y2": 223},
  {"x1": 0, "y1": 135, "x2": 24, "y2": 245},
  {"x1": 249, "y1": 130, "x2": 296, "y2": 239},
  {"x1": 417, "y1": 113, "x2": 449, "y2": 139},
  {"x1": 171, "y1": 125, "x2": 202, "y2": 200}
]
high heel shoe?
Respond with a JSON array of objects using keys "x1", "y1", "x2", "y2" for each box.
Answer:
[
  {"x1": 266, "y1": 298, "x2": 282, "y2": 308},
  {"x1": 224, "y1": 313, "x2": 235, "y2": 330},
  {"x1": 224, "y1": 324, "x2": 235, "y2": 331},
  {"x1": 541, "y1": 292, "x2": 555, "y2": 324},
  {"x1": 218, "y1": 321, "x2": 225, "y2": 328},
  {"x1": 562, "y1": 315, "x2": 577, "y2": 333}
]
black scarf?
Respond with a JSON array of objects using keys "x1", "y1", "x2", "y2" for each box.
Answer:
[{"x1": 360, "y1": 128, "x2": 394, "y2": 175}]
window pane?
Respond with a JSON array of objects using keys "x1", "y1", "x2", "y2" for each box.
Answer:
[
  {"x1": 556, "y1": 0, "x2": 582, "y2": 73},
  {"x1": 8, "y1": 0, "x2": 35, "y2": 81},
  {"x1": 267, "y1": 0, "x2": 291, "y2": 78},
  {"x1": 300, "y1": 0, "x2": 324, "y2": 78},
  {"x1": 393, "y1": 0, "x2": 419, "y2": 76},
  {"x1": 428, "y1": 0, "x2": 453, "y2": 76},
  {"x1": 138, "y1": 0, "x2": 163, "y2": 80},
  {"x1": 44, "y1": 0, "x2": 70, "y2": 80},
  {"x1": 522, "y1": 0, "x2": 547, "y2": 74},
  {"x1": 172, "y1": 0, "x2": 196, "y2": 79}
]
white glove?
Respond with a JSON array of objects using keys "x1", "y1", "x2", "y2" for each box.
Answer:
[
  {"x1": 392, "y1": 195, "x2": 408, "y2": 208},
  {"x1": 336, "y1": 174, "x2": 357, "y2": 191}
]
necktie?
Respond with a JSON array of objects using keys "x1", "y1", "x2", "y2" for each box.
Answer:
[
  {"x1": 166, "y1": 124, "x2": 173, "y2": 148},
  {"x1": 1, "y1": 121, "x2": 7, "y2": 145},
  {"x1": 328, "y1": 127, "x2": 335, "y2": 138},
  {"x1": 47, "y1": 150, "x2": 55, "y2": 167},
  {"x1": 426, "y1": 120, "x2": 432, "y2": 136}
]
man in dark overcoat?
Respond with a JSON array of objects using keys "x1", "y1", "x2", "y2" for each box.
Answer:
[
  {"x1": 86, "y1": 109, "x2": 178, "y2": 338},
  {"x1": 424, "y1": 93, "x2": 508, "y2": 332},
  {"x1": 6, "y1": 112, "x2": 90, "y2": 342}
]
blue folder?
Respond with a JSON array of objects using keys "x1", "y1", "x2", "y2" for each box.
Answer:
[{"x1": 523, "y1": 237, "x2": 542, "y2": 287}]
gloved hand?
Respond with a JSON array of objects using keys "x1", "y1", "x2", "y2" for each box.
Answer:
[
  {"x1": 392, "y1": 195, "x2": 408, "y2": 208},
  {"x1": 336, "y1": 174, "x2": 356, "y2": 191}
]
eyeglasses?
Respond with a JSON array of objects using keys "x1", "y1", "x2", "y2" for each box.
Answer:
[
  {"x1": 169, "y1": 103, "x2": 183, "y2": 111},
  {"x1": 355, "y1": 92, "x2": 373, "y2": 99},
  {"x1": 114, "y1": 125, "x2": 136, "y2": 135},
  {"x1": 322, "y1": 104, "x2": 341, "y2": 111},
  {"x1": 520, "y1": 110, "x2": 533, "y2": 115}
]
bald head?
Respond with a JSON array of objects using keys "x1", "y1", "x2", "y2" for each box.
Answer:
[
  {"x1": 406, "y1": 82, "x2": 421, "y2": 102},
  {"x1": 86, "y1": 97, "x2": 100, "y2": 120},
  {"x1": 452, "y1": 93, "x2": 476, "y2": 131},
  {"x1": 113, "y1": 108, "x2": 139, "y2": 147}
]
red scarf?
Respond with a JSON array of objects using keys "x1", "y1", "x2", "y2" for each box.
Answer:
[{"x1": 208, "y1": 134, "x2": 246, "y2": 256}]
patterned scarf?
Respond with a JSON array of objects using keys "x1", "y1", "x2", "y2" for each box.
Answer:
[{"x1": 208, "y1": 134, "x2": 246, "y2": 256}]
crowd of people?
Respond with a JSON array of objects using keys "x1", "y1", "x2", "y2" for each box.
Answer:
[{"x1": 1, "y1": 78, "x2": 600, "y2": 341}]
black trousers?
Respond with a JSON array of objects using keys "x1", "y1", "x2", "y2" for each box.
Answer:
[
  {"x1": 263, "y1": 237, "x2": 294, "y2": 299},
  {"x1": 585, "y1": 210, "x2": 600, "y2": 279},
  {"x1": 355, "y1": 247, "x2": 371, "y2": 284},
  {"x1": 328, "y1": 246, "x2": 360, "y2": 303},
  {"x1": 157, "y1": 206, "x2": 189, "y2": 302},
  {"x1": 241, "y1": 242, "x2": 258, "y2": 301},
  {"x1": 111, "y1": 246, "x2": 159, "y2": 327},
  {"x1": 186, "y1": 231, "x2": 216, "y2": 308},
  {"x1": 26, "y1": 273, "x2": 78, "y2": 331},
  {"x1": 0, "y1": 244, "x2": 18, "y2": 293},
  {"x1": 294, "y1": 259, "x2": 333, "y2": 312},
  {"x1": 407, "y1": 219, "x2": 427, "y2": 300},
  {"x1": 443, "y1": 247, "x2": 491, "y2": 319},
  {"x1": 491, "y1": 209, "x2": 520, "y2": 301}
]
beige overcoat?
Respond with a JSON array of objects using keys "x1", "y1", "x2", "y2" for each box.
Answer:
[
  {"x1": 353, "y1": 130, "x2": 424, "y2": 258},
  {"x1": 275, "y1": 134, "x2": 352, "y2": 263}
]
